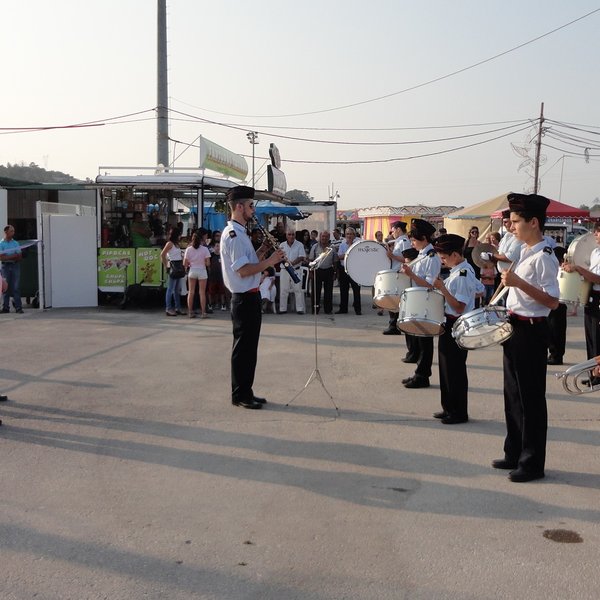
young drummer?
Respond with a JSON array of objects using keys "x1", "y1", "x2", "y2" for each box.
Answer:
[
  {"x1": 400, "y1": 219, "x2": 442, "y2": 388},
  {"x1": 493, "y1": 193, "x2": 559, "y2": 483},
  {"x1": 431, "y1": 234, "x2": 479, "y2": 424}
]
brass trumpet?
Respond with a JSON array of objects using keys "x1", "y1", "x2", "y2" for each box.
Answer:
[{"x1": 556, "y1": 356, "x2": 600, "y2": 395}]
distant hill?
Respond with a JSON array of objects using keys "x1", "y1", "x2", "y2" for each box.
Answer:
[{"x1": 0, "y1": 162, "x2": 85, "y2": 184}]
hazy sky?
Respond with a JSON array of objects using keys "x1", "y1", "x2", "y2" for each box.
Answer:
[{"x1": 2, "y1": 1, "x2": 600, "y2": 209}]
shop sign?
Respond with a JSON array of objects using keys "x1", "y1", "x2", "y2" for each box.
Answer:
[
  {"x1": 136, "y1": 248, "x2": 163, "y2": 286},
  {"x1": 98, "y1": 248, "x2": 135, "y2": 291},
  {"x1": 199, "y1": 136, "x2": 248, "y2": 180}
]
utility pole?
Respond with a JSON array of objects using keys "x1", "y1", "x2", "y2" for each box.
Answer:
[
  {"x1": 157, "y1": 0, "x2": 169, "y2": 170},
  {"x1": 246, "y1": 132, "x2": 259, "y2": 186},
  {"x1": 533, "y1": 102, "x2": 544, "y2": 194}
]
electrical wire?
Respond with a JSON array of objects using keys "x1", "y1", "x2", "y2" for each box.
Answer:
[
  {"x1": 170, "y1": 123, "x2": 532, "y2": 165},
  {"x1": 167, "y1": 105, "x2": 530, "y2": 131},
  {"x1": 0, "y1": 109, "x2": 157, "y2": 135},
  {"x1": 167, "y1": 107, "x2": 533, "y2": 146},
  {"x1": 173, "y1": 8, "x2": 600, "y2": 118}
]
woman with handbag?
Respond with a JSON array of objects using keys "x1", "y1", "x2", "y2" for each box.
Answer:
[
  {"x1": 184, "y1": 232, "x2": 211, "y2": 318},
  {"x1": 160, "y1": 228, "x2": 185, "y2": 316}
]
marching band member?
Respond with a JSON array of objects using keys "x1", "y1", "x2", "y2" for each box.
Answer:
[
  {"x1": 494, "y1": 193, "x2": 559, "y2": 482},
  {"x1": 562, "y1": 222, "x2": 600, "y2": 367},
  {"x1": 400, "y1": 219, "x2": 442, "y2": 388},
  {"x1": 432, "y1": 234, "x2": 479, "y2": 424},
  {"x1": 383, "y1": 221, "x2": 412, "y2": 335},
  {"x1": 221, "y1": 186, "x2": 285, "y2": 410}
]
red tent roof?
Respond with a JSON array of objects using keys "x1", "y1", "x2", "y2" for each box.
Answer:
[{"x1": 491, "y1": 198, "x2": 589, "y2": 219}]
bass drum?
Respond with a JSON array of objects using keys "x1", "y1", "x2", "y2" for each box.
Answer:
[
  {"x1": 344, "y1": 240, "x2": 391, "y2": 287},
  {"x1": 567, "y1": 232, "x2": 595, "y2": 268}
]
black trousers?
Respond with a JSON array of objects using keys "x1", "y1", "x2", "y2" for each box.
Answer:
[
  {"x1": 502, "y1": 317, "x2": 549, "y2": 473},
  {"x1": 584, "y1": 304, "x2": 600, "y2": 360},
  {"x1": 405, "y1": 333, "x2": 434, "y2": 379},
  {"x1": 547, "y1": 302, "x2": 567, "y2": 360},
  {"x1": 338, "y1": 265, "x2": 361, "y2": 313},
  {"x1": 438, "y1": 317, "x2": 469, "y2": 418},
  {"x1": 231, "y1": 291, "x2": 262, "y2": 403},
  {"x1": 312, "y1": 267, "x2": 334, "y2": 313}
]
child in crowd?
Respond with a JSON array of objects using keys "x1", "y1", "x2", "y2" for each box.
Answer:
[
  {"x1": 260, "y1": 267, "x2": 276, "y2": 313},
  {"x1": 207, "y1": 241, "x2": 229, "y2": 311},
  {"x1": 479, "y1": 259, "x2": 497, "y2": 305}
]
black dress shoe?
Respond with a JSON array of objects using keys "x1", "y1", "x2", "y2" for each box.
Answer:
[
  {"x1": 404, "y1": 376, "x2": 430, "y2": 389},
  {"x1": 433, "y1": 411, "x2": 447, "y2": 419},
  {"x1": 547, "y1": 356, "x2": 563, "y2": 365},
  {"x1": 492, "y1": 458, "x2": 518, "y2": 470},
  {"x1": 382, "y1": 329, "x2": 401, "y2": 335},
  {"x1": 335, "y1": 309, "x2": 347, "y2": 314},
  {"x1": 252, "y1": 396, "x2": 267, "y2": 404},
  {"x1": 402, "y1": 375, "x2": 414, "y2": 385},
  {"x1": 509, "y1": 468, "x2": 545, "y2": 483},
  {"x1": 401, "y1": 356, "x2": 418, "y2": 363},
  {"x1": 441, "y1": 415, "x2": 468, "y2": 425},
  {"x1": 355, "y1": 311, "x2": 362, "y2": 315},
  {"x1": 232, "y1": 399, "x2": 262, "y2": 409}
]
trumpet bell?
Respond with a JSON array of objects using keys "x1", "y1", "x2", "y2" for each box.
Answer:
[{"x1": 556, "y1": 357, "x2": 600, "y2": 395}]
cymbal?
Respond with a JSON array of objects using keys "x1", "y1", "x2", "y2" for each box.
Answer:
[{"x1": 472, "y1": 242, "x2": 496, "y2": 269}]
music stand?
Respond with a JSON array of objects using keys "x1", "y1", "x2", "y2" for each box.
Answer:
[{"x1": 286, "y1": 260, "x2": 338, "y2": 412}]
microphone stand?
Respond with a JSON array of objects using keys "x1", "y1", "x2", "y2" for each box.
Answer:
[{"x1": 287, "y1": 251, "x2": 338, "y2": 412}]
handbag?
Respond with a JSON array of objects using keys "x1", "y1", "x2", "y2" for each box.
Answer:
[{"x1": 169, "y1": 259, "x2": 186, "y2": 279}]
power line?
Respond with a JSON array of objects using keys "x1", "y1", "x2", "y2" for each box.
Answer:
[
  {"x1": 167, "y1": 106, "x2": 529, "y2": 132},
  {"x1": 168, "y1": 107, "x2": 532, "y2": 146},
  {"x1": 172, "y1": 8, "x2": 600, "y2": 119},
  {"x1": 170, "y1": 123, "x2": 532, "y2": 165}
]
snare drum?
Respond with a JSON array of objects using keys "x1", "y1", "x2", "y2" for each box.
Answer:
[
  {"x1": 397, "y1": 287, "x2": 445, "y2": 336},
  {"x1": 344, "y1": 240, "x2": 392, "y2": 287},
  {"x1": 558, "y1": 269, "x2": 591, "y2": 306},
  {"x1": 373, "y1": 269, "x2": 411, "y2": 310},
  {"x1": 451, "y1": 306, "x2": 513, "y2": 349}
]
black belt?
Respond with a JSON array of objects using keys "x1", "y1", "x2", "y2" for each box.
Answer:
[{"x1": 233, "y1": 288, "x2": 260, "y2": 295}]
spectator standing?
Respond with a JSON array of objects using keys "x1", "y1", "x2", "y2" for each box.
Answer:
[
  {"x1": 184, "y1": 232, "x2": 211, "y2": 318},
  {"x1": 308, "y1": 230, "x2": 336, "y2": 314},
  {"x1": 279, "y1": 229, "x2": 306, "y2": 314},
  {"x1": 0, "y1": 225, "x2": 23, "y2": 314},
  {"x1": 336, "y1": 227, "x2": 362, "y2": 315},
  {"x1": 208, "y1": 240, "x2": 229, "y2": 311},
  {"x1": 160, "y1": 228, "x2": 184, "y2": 316}
]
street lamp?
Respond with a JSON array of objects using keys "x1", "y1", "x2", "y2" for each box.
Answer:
[{"x1": 246, "y1": 131, "x2": 259, "y2": 187}]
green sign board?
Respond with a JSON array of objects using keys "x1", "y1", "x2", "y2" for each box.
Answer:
[
  {"x1": 136, "y1": 248, "x2": 163, "y2": 286},
  {"x1": 97, "y1": 248, "x2": 136, "y2": 291}
]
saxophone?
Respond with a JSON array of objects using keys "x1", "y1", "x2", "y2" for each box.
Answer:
[{"x1": 249, "y1": 217, "x2": 301, "y2": 284}]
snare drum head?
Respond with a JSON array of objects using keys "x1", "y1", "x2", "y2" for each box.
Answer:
[
  {"x1": 567, "y1": 232, "x2": 596, "y2": 268},
  {"x1": 452, "y1": 306, "x2": 512, "y2": 349},
  {"x1": 345, "y1": 241, "x2": 392, "y2": 286}
]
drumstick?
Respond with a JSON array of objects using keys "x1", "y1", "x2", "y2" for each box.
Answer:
[{"x1": 488, "y1": 261, "x2": 515, "y2": 306}]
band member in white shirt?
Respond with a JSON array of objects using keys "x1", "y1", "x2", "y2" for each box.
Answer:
[
  {"x1": 493, "y1": 193, "x2": 559, "y2": 482},
  {"x1": 400, "y1": 219, "x2": 442, "y2": 388},
  {"x1": 279, "y1": 229, "x2": 307, "y2": 314},
  {"x1": 383, "y1": 221, "x2": 412, "y2": 335},
  {"x1": 432, "y1": 234, "x2": 478, "y2": 424}
]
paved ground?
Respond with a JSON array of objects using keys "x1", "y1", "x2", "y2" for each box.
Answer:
[{"x1": 1, "y1": 291, "x2": 598, "y2": 599}]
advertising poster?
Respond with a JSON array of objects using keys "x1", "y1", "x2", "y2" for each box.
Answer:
[
  {"x1": 136, "y1": 248, "x2": 163, "y2": 286},
  {"x1": 97, "y1": 248, "x2": 135, "y2": 291}
]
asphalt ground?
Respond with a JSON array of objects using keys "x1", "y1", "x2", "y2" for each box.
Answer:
[{"x1": 0, "y1": 290, "x2": 598, "y2": 599}]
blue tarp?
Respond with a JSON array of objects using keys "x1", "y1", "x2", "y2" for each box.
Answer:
[{"x1": 192, "y1": 202, "x2": 304, "y2": 232}]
